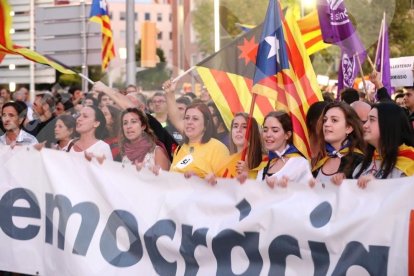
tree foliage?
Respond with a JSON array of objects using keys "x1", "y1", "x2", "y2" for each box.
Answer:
[{"x1": 134, "y1": 41, "x2": 171, "y2": 90}]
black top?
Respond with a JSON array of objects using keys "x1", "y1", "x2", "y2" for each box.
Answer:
[
  {"x1": 146, "y1": 113, "x2": 177, "y2": 161},
  {"x1": 24, "y1": 116, "x2": 57, "y2": 148},
  {"x1": 312, "y1": 151, "x2": 365, "y2": 179}
]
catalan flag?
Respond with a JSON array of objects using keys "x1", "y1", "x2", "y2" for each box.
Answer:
[
  {"x1": 90, "y1": 0, "x2": 115, "y2": 70},
  {"x1": 236, "y1": 10, "x2": 330, "y2": 56},
  {"x1": 196, "y1": 1, "x2": 322, "y2": 159},
  {"x1": 0, "y1": 0, "x2": 75, "y2": 74}
]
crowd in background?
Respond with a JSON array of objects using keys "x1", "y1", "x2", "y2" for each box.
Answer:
[{"x1": 0, "y1": 68, "x2": 413, "y2": 189}]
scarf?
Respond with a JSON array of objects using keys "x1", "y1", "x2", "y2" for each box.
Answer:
[
  {"x1": 123, "y1": 136, "x2": 154, "y2": 163},
  {"x1": 373, "y1": 144, "x2": 414, "y2": 176},
  {"x1": 312, "y1": 141, "x2": 363, "y2": 172},
  {"x1": 263, "y1": 144, "x2": 303, "y2": 180}
]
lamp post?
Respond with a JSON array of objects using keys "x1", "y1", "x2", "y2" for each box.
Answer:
[{"x1": 214, "y1": 0, "x2": 220, "y2": 52}]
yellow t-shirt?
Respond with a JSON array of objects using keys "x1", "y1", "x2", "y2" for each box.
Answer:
[
  {"x1": 217, "y1": 152, "x2": 267, "y2": 179},
  {"x1": 170, "y1": 138, "x2": 230, "y2": 178}
]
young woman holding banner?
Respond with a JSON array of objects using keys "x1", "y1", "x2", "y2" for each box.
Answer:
[
  {"x1": 169, "y1": 102, "x2": 229, "y2": 185},
  {"x1": 311, "y1": 102, "x2": 365, "y2": 185},
  {"x1": 119, "y1": 107, "x2": 170, "y2": 171},
  {"x1": 353, "y1": 102, "x2": 414, "y2": 187},
  {"x1": 257, "y1": 111, "x2": 313, "y2": 188},
  {"x1": 217, "y1": 112, "x2": 265, "y2": 182}
]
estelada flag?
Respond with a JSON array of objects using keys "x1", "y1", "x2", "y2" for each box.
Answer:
[
  {"x1": 196, "y1": 3, "x2": 322, "y2": 159},
  {"x1": 0, "y1": 0, "x2": 75, "y2": 74}
]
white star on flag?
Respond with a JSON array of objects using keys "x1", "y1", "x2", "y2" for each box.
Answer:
[{"x1": 265, "y1": 35, "x2": 280, "y2": 63}]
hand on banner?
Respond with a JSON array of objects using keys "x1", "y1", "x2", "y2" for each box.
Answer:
[
  {"x1": 236, "y1": 171, "x2": 248, "y2": 184},
  {"x1": 266, "y1": 175, "x2": 288, "y2": 189},
  {"x1": 205, "y1": 173, "x2": 218, "y2": 186},
  {"x1": 308, "y1": 178, "x2": 317, "y2": 188},
  {"x1": 184, "y1": 171, "x2": 196, "y2": 179},
  {"x1": 134, "y1": 160, "x2": 144, "y2": 171},
  {"x1": 330, "y1": 173, "x2": 345, "y2": 186},
  {"x1": 357, "y1": 174, "x2": 374, "y2": 189},
  {"x1": 34, "y1": 142, "x2": 46, "y2": 151},
  {"x1": 236, "y1": 160, "x2": 249, "y2": 175},
  {"x1": 84, "y1": 151, "x2": 106, "y2": 164}
]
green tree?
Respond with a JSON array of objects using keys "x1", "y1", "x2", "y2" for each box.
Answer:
[{"x1": 134, "y1": 41, "x2": 171, "y2": 90}]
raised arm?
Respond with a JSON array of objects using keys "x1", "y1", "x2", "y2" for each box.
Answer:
[
  {"x1": 93, "y1": 81, "x2": 135, "y2": 109},
  {"x1": 162, "y1": 79, "x2": 184, "y2": 134}
]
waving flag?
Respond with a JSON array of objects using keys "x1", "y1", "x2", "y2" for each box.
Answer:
[
  {"x1": 237, "y1": 10, "x2": 330, "y2": 56},
  {"x1": 0, "y1": 0, "x2": 75, "y2": 74},
  {"x1": 317, "y1": 0, "x2": 366, "y2": 92},
  {"x1": 90, "y1": 0, "x2": 115, "y2": 70},
  {"x1": 375, "y1": 13, "x2": 391, "y2": 94},
  {"x1": 196, "y1": 0, "x2": 322, "y2": 159}
]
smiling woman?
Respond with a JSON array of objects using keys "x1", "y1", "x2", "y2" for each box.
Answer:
[{"x1": 170, "y1": 103, "x2": 229, "y2": 181}]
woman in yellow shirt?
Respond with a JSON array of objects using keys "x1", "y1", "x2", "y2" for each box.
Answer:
[{"x1": 169, "y1": 102, "x2": 229, "y2": 184}]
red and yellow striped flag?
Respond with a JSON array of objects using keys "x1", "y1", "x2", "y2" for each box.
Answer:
[
  {"x1": 0, "y1": 0, "x2": 75, "y2": 74},
  {"x1": 196, "y1": 7, "x2": 322, "y2": 159},
  {"x1": 90, "y1": 0, "x2": 115, "y2": 71}
]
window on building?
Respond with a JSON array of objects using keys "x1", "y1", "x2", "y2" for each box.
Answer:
[
  {"x1": 169, "y1": 32, "x2": 172, "y2": 40},
  {"x1": 120, "y1": 11, "x2": 126, "y2": 20},
  {"x1": 157, "y1": 32, "x2": 163, "y2": 40},
  {"x1": 145, "y1": 12, "x2": 151, "y2": 21},
  {"x1": 157, "y1": 13, "x2": 162, "y2": 22}
]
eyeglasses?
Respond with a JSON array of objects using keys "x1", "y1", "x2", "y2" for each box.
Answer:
[{"x1": 152, "y1": 100, "x2": 166, "y2": 104}]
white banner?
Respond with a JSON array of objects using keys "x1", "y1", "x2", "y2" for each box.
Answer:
[
  {"x1": 0, "y1": 146, "x2": 413, "y2": 275},
  {"x1": 390, "y1": 56, "x2": 414, "y2": 87}
]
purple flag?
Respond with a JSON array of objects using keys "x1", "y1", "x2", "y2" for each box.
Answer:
[
  {"x1": 317, "y1": 0, "x2": 366, "y2": 92},
  {"x1": 375, "y1": 15, "x2": 392, "y2": 94}
]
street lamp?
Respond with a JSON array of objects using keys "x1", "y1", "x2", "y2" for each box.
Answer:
[{"x1": 214, "y1": 0, "x2": 220, "y2": 52}]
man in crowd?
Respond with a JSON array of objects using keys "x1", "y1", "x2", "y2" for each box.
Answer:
[
  {"x1": 24, "y1": 91, "x2": 57, "y2": 147},
  {"x1": 404, "y1": 86, "x2": 414, "y2": 128}
]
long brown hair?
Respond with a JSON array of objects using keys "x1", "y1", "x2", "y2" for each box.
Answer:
[
  {"x1": 313, "y1": 102, "x2": 365, "y2": 167},
  {"x1": 229, "y1": 112, "x2": 263, "y2": 169},
  {"x1": 119, "y1": 107, "x2": 157, "y2": 156}
]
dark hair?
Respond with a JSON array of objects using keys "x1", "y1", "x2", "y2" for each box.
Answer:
[
  {"x1": 183, "y1": 103, "x2": 215, "y2": 144},
  {"x1": 97, "y1": 92, "x2": 111, "y2": 106},
  {"x1": 314, "y1": 102, "x2": 365, "y2": 165},
  {"x1": 103, "y1": 105, "x2": 121, "y2": 137},
  {"x1": 229, "y1": 112, "x2": 263, "y2": 169},
  {"x1": 56, "y1": 114, "x2": 77, "y2": 139},
  {"x1": 355, "y1": 103, "x2": 414, "y2": 178},
  {"x1": 2, "y1": 101, "x2": 27, "y2": 129},
  {"x1": 263, "y1": 111, "x2": 294, "y2": 145},
  {"x1": 176, "y1": 96, "x2": 191, "y2": 106},
  {"x1": 83, "y1": 94, "x2": 98, "y2": 107},
  {"x1": 82, "y1": 105, "x2": 108, "y2": 140},
  {"x1": 207, "y1": 101, "x2": 228, "y2": 132},
  {"x1": 68, "y1": 85, "x2": 82, "y2": 96},
  {"x1": 306, "y1": 101, "x2": 329, "y2": 137},
  {"x1": 340, "y1": 88, "x2": 359, "y2": 105},
  {"x1": 394, "y1": 93, "x2": 405, "y2": 101},
  {"x1": 119, "y1": 107, "x2": 157, "y2": 156}
]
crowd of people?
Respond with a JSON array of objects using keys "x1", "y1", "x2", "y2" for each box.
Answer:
[{"x1": 0, "y1": 69, "x2": 413, "y2": 189}]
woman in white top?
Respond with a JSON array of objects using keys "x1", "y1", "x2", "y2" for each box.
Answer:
[
  {"x1": 0, "y1": 101, "x2": 38, "y2": 146},
  {"x1": 53, "y1": 114, "x2": 77, "y2": 151},
  {"x1": 119, "y1": 107, "x2": 170, "y2": 171},
  {"x1": 69, "y1": 105, "x2": 113, "y2": 161},
  {"x1": 257, "y1": 111, "x2": 313, "y2": 187}
]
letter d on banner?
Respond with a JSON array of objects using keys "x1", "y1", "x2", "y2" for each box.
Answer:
[{"x1": 141, "y1": 21, "x2": 157, "y2": 68}]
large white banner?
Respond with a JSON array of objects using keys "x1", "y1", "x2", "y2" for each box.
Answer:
[
  {"x1": 0, "y1": 146, "x2": 413, "y2": 275},
  {"x1": 390, "y1": 56, "x2": 414, "y2": 87}
]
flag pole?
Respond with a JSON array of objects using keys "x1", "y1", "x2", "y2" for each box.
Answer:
[
  {"x1": 356, "y1": 53, "x2": 367, "y2": 94},
  {"x1": 78, "y1": 73, "x2": 95, "y2": 85},
  {"x1": 367, "y1": 55, "x2": 375, "y2": 71},
  {"x1": 380, "y1": 12, "x2": 386, "y2": 83},
  {"x1": 172, "y1": 66, "x2": 196, "y2": 83},
  {"x1": 374, "y1": 16, "x2": 384, "y2": 67},
  {"x1": 241, "y1": 93, "x2": 257, "y2": 161}
]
